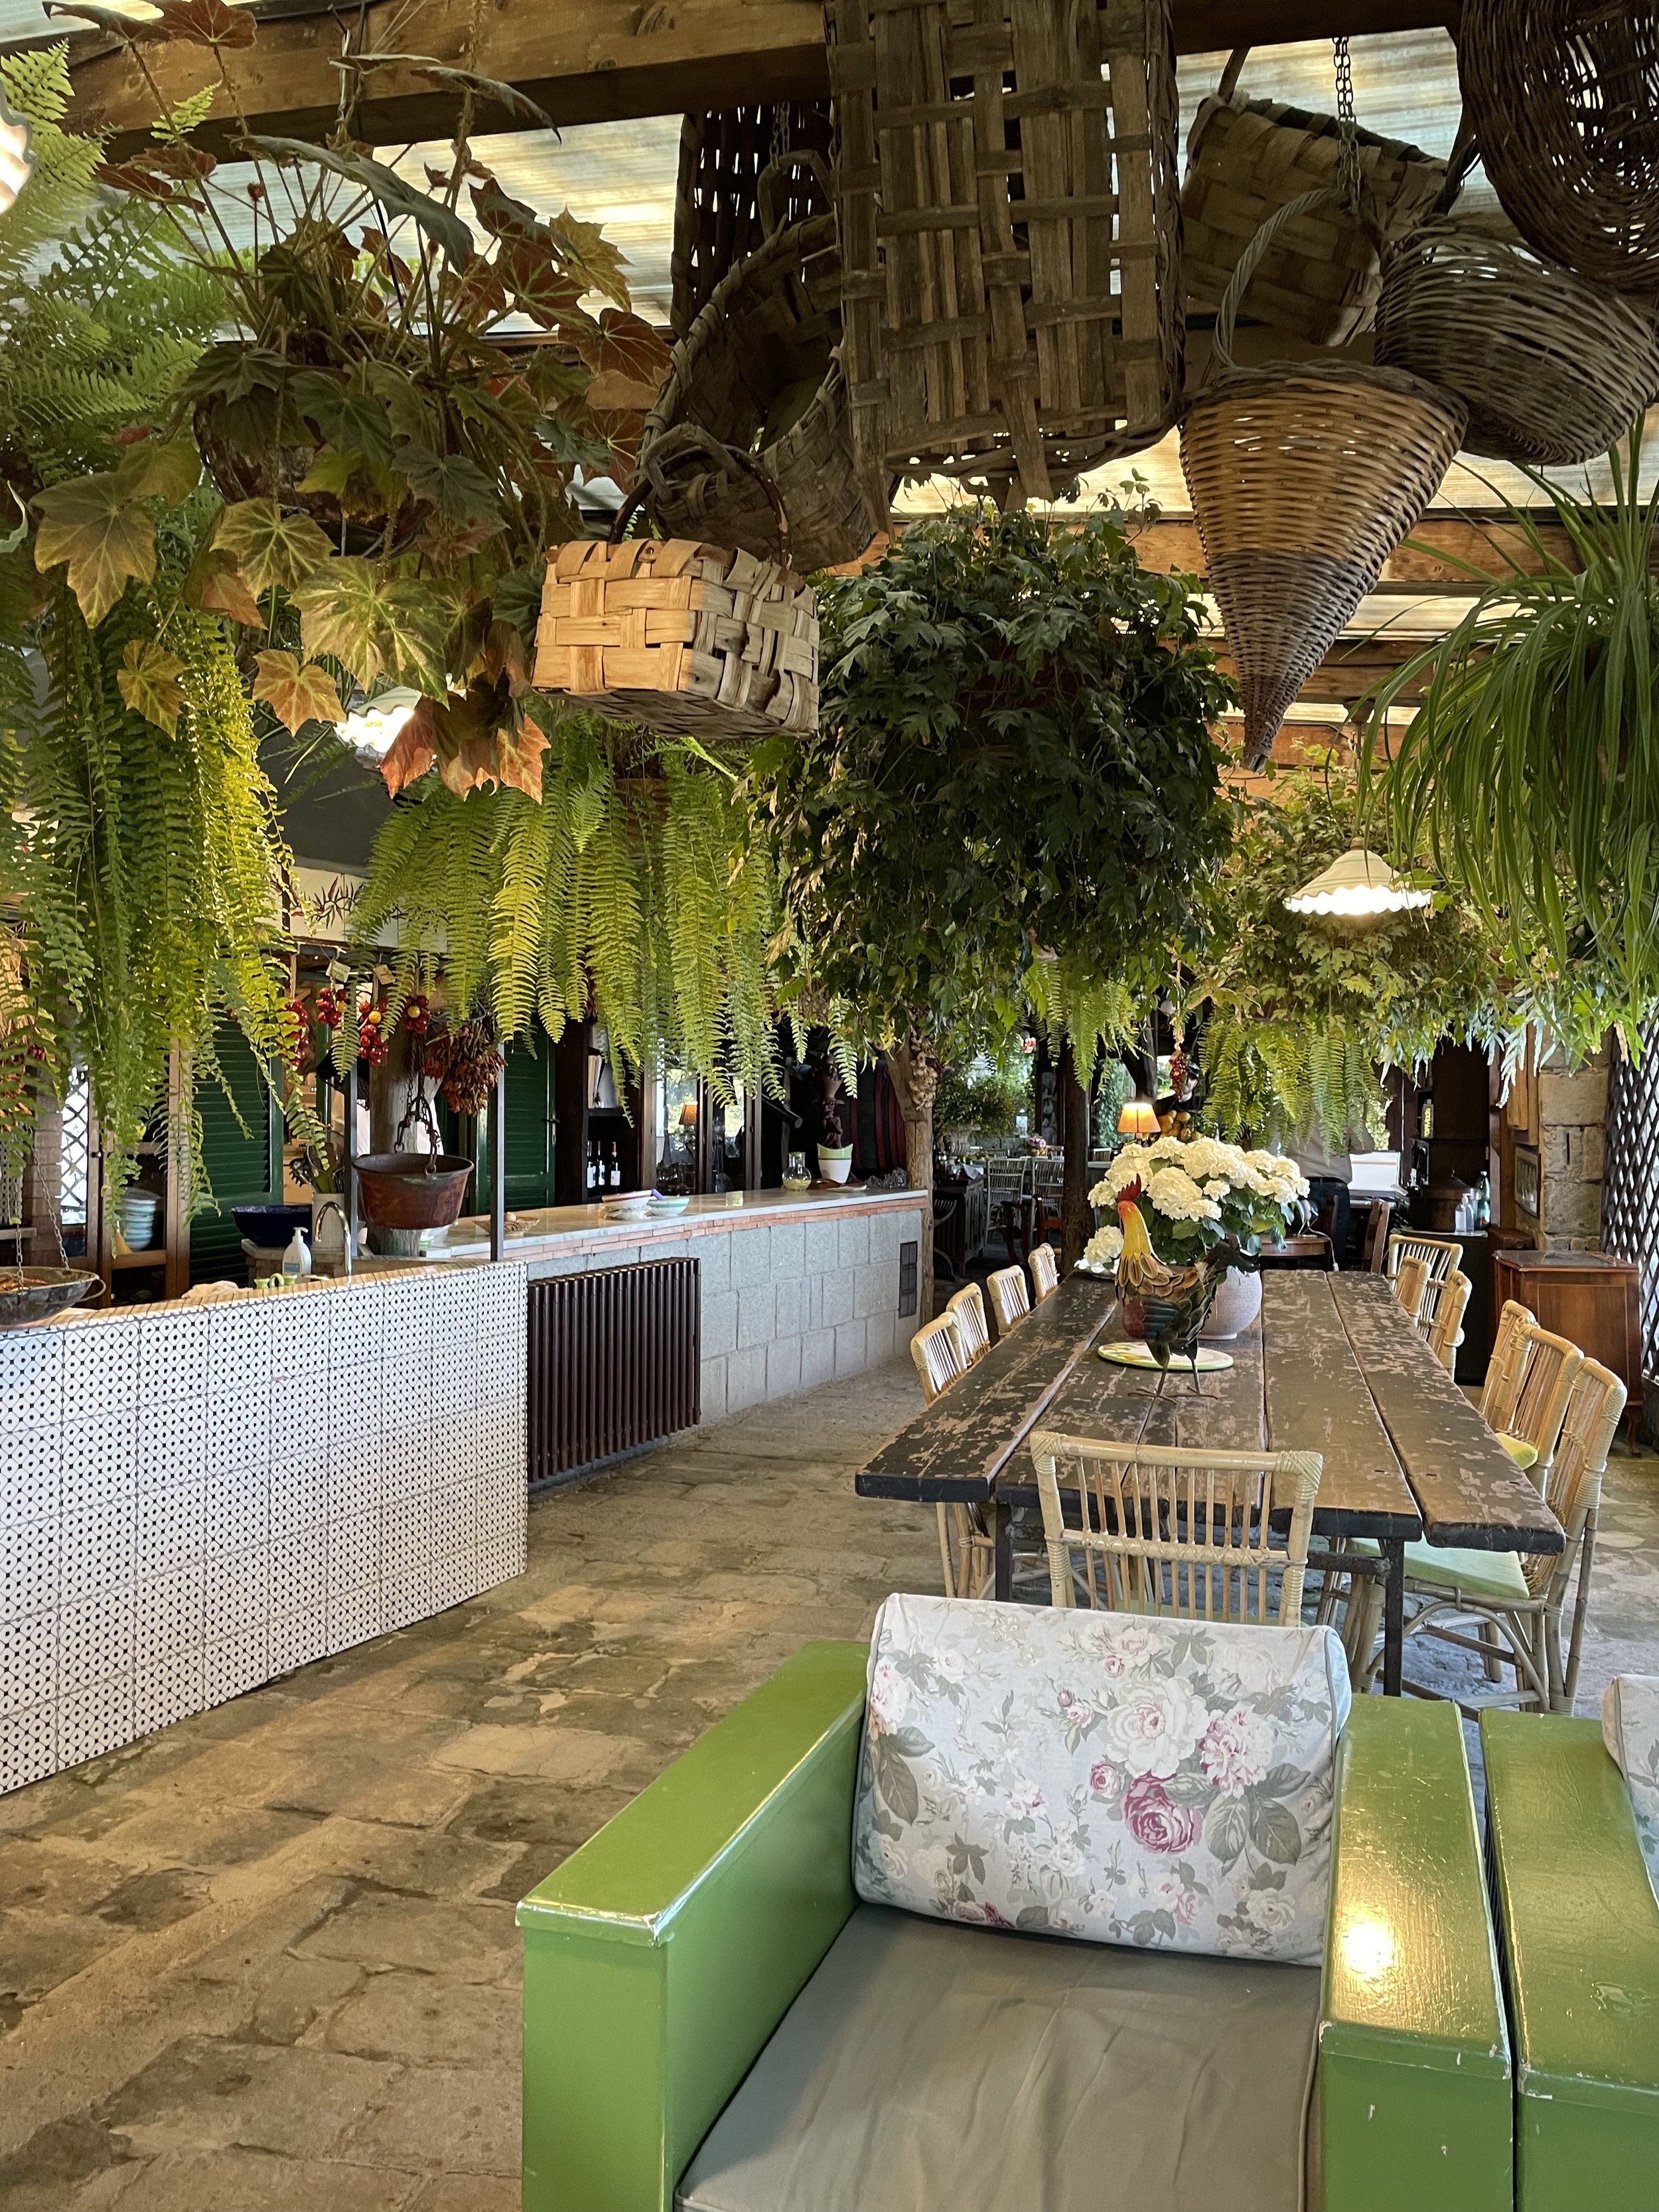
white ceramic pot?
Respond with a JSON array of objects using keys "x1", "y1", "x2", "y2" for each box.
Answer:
[
  {"x1": 818, "y1": 1145, "x2": 854, "y2": 1185},
  {"x1": 1201, "y1": 1264, "x2": 1262, "y2": 1341}
]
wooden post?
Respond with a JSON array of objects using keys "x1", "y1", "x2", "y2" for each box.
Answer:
[
  {"x1": 1059, "y1": 1035, "x2": 1092, "y2": 1274},
  {"x1": 887, "y1": 1034, "x2": 937, "y2": 1322},
  {"x1": 490, "y1": 1058, "x2": 507, "y2": 1262}
]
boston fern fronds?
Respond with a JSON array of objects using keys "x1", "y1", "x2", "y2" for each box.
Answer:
[
  {"x1": 356, "y1": 711, "x2": 780, "y2": 1098},
  {"x1": 1362, "y1": 426, "x2": 1659, "y2": 1023}
]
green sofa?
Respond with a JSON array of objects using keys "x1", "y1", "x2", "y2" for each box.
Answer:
[
  {"x1": 520, "y1": 1641, "x2": 1512, "y2": 2212},
  {"x1": 1481, "y1": 1710, "x2": 1659, "y2": 2211}
]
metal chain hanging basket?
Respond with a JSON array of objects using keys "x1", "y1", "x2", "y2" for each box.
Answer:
[
  {"x1": 670, "y1": 104, "x2": 835, "y2": 338},
  {"x1": 534, "y1": 487, "x2": 818, "y2": 743},
  {"x1": 1181, "y1": 170, "x2": 1465, "y2": 766},
  {"x1": 825, "y1": 0, "x2": 1184, "y2": 515},
  {"x1": 1374, "y1": 206, "x2": 1659, "y2": 467},
  {"x1": 641, "y1": 155, "x2": 885, "y2": 575},
  {"x1": 1459, "y1": 0, "x2": 1659, "y2": 293},
  {"x1": 1181, "y1": 46, "x2": 1447, "y2": 346}
]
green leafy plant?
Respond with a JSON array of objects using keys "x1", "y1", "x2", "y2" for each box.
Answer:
[
  {"x1": 1363, "y1": 428, "x2": 1659, "y2": 1031},
  {"x1": 352, "y1": 705, "x2": 778, "y2": 1097},
  {"x1": 751, "y1": 500, "x2": 1234, "y2": 1280},
  {"x1": 934, "y1": 1047, "x2": 1028, "y2": 1141},
  {"x1": 1192, "y1": 765, "x2": 1621, "y2": 1145}
]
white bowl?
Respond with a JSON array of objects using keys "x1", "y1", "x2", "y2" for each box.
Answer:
[{"x1": 646, "y1": 1193, "x2": 691, "y2": 1216}]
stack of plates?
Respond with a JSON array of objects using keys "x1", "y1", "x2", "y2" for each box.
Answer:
[{"x1": 599, "y1": 1192, "x2": 652, "y2": 1223}]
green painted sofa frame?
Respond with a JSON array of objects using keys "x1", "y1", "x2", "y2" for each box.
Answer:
[
  {"x1": 519, "y1": 1641, "x2": 1513, "y2": 2212},
  {"x1": 1482, "y1": 1710, "x2": 1659, "y2": 2211}
]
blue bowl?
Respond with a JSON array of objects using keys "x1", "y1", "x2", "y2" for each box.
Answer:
[{"x1": 232, "y1": 1203, "x2": 313, "y2": 1248}]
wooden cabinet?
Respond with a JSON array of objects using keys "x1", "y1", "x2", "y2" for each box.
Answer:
[{"x1": 1490, "y1": 1249, "x2": 1642, "y2": 1437}]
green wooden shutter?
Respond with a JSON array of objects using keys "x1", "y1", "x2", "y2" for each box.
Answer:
[
  {"x1": 190, "y1": 1021, "x2": 281, "y2": 1282},
  {"x1": 443, "y1": 1037, "x2": 557, "y2": 1216}
]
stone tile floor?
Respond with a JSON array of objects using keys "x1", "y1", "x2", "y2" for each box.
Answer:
[{"x1": 2, "y1": 1353, "x2": 1658, "y2": 2209}]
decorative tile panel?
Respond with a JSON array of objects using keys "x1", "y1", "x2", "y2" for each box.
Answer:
[{"x1": 0, "y1": 1261, "x2": 529, "y2": 1795}]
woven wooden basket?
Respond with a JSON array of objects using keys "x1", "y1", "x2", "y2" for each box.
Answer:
[
  {"x1": 670, "y1": 104, "x2": 835, "y2": 337},
  {"x1": 534, "y1": 538, "x2": 818, "y2": 743},
  {"x1": 1374, "y1": 212, "x2": 1659, "y2": 467},
  {"x1": 1459, "y1": 0, "x2": 1659, "y2": 293},
  {"x1": 1182, "y1": 48, "x2": 1446, "y2": 346},
  {"x1": 1181, "y1": 188, "x2": 1467, "y2": 767},
  {"x1": 826, "y1": 0, "x2": 1183, "y2": 514},
  {"x1": 643, "y1": 174, "x2": 885, "y2": 575}
]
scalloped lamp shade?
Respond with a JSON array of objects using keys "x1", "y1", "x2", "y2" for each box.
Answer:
[
  {"x1": 1117, "y1": 1096, "x2": 1160, "y2": 1137},
  {"x1": 0, "y1": 108, "x2": 31, "y2": 216},
  {"x1": 1283, "y1": 847, "x2": 1431, "y2": 920}
]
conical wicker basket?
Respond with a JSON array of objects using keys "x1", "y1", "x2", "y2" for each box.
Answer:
[
  {"x1": 642, "y1": 168, "x2": 885, "y2": 574},
  {"x1": 1181, "y1": 187, "x2": 1466, "y2": 766},
  {"x1": 1459, "y1": 0, "x2": 1659, "y2": 293},
  {"x1": 1374, "y1": 212, "x2": 1659, "y2": 466},
  {"x1": 670, "y1": 104, "x2": 834, "y2": 337}
]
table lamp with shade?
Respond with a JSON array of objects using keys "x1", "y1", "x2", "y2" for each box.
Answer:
[{"x1": 1117, "y1": 1093, "x2": 1159, "y2": 1138}]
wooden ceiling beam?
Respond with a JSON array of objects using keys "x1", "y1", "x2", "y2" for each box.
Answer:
[{"x1": 64, "y1": 0, "x2": 1459, "y2": 159}]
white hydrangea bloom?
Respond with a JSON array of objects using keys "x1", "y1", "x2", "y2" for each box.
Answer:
[
  {"x1": 1144, "y1": 1165, "x2": 1222, "y2": 1223},
  {"x1": 1084, "y1": 1222, "x2": 1123, "y2": 1268}
]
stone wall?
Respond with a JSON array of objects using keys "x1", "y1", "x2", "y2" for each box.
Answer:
[{"x1": 1536, "y1": 1044, "x2": 1611, "y2": 1253}]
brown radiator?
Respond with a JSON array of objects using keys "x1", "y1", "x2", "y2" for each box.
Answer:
[{"x1": 526, "y1": 1258, "x2": 700, "y2": 1485}]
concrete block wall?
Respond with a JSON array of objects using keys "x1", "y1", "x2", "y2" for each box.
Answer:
[
  {"x1": 523, "y1": 1199, "x2": 925, "y2": 1422},
  {"x1": 1537, "y1": 1045, "x2": 1611, "y2": 1253}
]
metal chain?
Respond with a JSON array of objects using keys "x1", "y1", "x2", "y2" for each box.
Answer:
[{"x1": 1332, "y1": 35, "x2": 1365, "y2": 214}]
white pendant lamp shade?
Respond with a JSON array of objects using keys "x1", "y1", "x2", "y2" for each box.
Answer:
[
  {"x1": 1283, "y1": 846, "x2": 1431, "y2": 920},
  {"x1": 0, "y1": 104, "x2": 33, "y2": 216}
]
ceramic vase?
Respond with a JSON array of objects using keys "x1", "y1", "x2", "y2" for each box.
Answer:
[{"x1": 1200, "y1": 1265, "x2": 1263, "y2": 1341}]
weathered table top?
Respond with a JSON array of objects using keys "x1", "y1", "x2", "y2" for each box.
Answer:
[{"x1": 857, "y1": 1271, "x2": 1563, "y2": 1555}]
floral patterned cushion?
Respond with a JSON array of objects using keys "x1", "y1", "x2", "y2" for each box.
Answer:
[
  {"x1": 852, "y1": 1594, "x2": 1352, "y2": 1968},
  {"x1": 1602, "y1": 1675, "x2": 1659, "y2": 1901}
]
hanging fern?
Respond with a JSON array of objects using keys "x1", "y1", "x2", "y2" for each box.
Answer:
[{"x1": 354, "y1": 705, "x2": 780, "y2": 1098}]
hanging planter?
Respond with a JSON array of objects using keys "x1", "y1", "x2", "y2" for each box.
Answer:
[
  {"x1": 642, "y1": 156, "x2": 885, "y2": 574},
  {"x1": 670, "y1": 104, "x2": 834, "y2": 337},
  {"x1": 1458, "y1": 0, "x2": 1659, "y2": 293},
  {"x1": 1181, "y1": 46, "x2": 1446, "y2": 346},
  {"x1": 824, "y1": 0, "x2": 1184, "y2": 512},
  {"x1": 1181, "y1": 175, "x2": 1465, "y2": 768},
  {"x1": 1373, "y1": 207, "x2": 1659, "y2": 467},
  {"x1": 534, "y1": 502, "x2": 818, "y2": 741}
]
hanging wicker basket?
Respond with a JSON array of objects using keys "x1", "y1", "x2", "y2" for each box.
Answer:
[
  {"x1": 1374, "y1": 211, "x2": 1659, "y2": 467},
  {"x1": 1459, "y1": 0, "x2": 1659, "y2": 293},
  {"x1": 1181, "y1": 187, "x2": 1467, "y2": 768},
  {"x1": 1181, "y1": 47, "x2": 1447, "y2": 346},
  {"x1": 670, "y1": 104, "x2": 835, "y2": 338},
  {"x1": 825, "y1": 0, "x2": 1184, "y2": 514},
  {"x1": 533, "y1": 533, "x2": 818, "y2": 743},
  {"x1": 642, "y1": 160, "x2": 885, "y2": 574}
]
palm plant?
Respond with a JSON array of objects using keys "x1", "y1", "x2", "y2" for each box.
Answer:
[{"x1": 1362, "y1": 427, "x2": 1659, "y2": 1031}]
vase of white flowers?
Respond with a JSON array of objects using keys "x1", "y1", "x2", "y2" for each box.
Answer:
[{"x1": 1078, "y1": 1136, "x2": 1310, "y2": 1339}]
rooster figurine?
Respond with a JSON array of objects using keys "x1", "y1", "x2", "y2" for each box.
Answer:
[{"x1": 1114, "y1": 1182, "x2": 1261, "y2": 1392}]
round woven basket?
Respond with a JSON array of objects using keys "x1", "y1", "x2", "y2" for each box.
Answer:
[
  {"x1": 1181, "y1": 186, "x2": 1467, "y2": 767},
  {"x1": 642, "y1": 194, "x2": 883, "y2": 575},
  {"x1": 1374, "y1": 214, "x2": 1659, "y2": 466},
  {"x1": 1459, "y1": 0, "x2": 1659, "y2": 291}
]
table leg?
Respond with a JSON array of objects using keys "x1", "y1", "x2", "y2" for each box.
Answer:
[
  {"x1": 1380, "y1": 1537, "x2": 1406, "y2": 1697},
  {"x1": 995, "y1": 1498, "x2": 1013, "y2": 1602}
]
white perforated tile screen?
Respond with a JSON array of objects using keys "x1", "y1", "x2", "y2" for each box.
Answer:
[{"x1": 0, "y1": 1263, "x2": 528, "y2": 1794}]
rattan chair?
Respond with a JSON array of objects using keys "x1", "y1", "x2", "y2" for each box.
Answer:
[
  {"x1": 1358, "y1": 1359, "x2": 1626, "y2": 1714},
  {"x1": 1392, "y1": 1252, "x2": 1431, "y2": 1325},
  {"x1": 1479, "y1": 1297, "x2": 1539, "y2": 1431},
  {"x1": 1426, "y1": 1270, "x2": 1473, "y2": 1374},
  {"x1": 944, "y1": 1282, "x2": 991, "y2": 1365},
  {"x1": 1386, "y1": 1232, "x2": 1463, "y2": 1329},
  {"x1": 909, "y1": 1313, "x2": 993, "y2": 1600},
  {"x1": 985, "y1": 1265, "x2": 1031, "y2": 1337},
  {"x1": 1029, "y1": 1242, "x2": 1060, "y2": 1303},
  {"x1": 1028, "y1": 1433, "x2": 1323, "y2": 1625},
  {"x1": 1494, "y1": 1324, "x2": 1584, "y2": 1486}
]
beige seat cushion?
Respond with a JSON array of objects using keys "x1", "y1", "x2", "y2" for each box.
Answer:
[{"x1": 677, "y1": 1904, "x2": 1319, "y2": 2212}]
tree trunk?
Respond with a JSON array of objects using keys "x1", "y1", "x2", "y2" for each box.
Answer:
[
  {"x1": 1060, "y1": 1035, "x2": 1092, "y2": 1274},
  {"x1": 887, "y1": 1035, "x2": 938, "y2": 1323}
]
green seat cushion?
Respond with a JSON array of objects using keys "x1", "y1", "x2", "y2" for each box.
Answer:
[
  {"x1": 1496, "y1": 1432, "x2": 1539, "y2": 1471},
  {"x1": 1348, "y1": 1536, "x2": 1530, "y2": 1604},
  {"x1": 676, "y1": 1903, "x2": 1318, "y2": 2212}
]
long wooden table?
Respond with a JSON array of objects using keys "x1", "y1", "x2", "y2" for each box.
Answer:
[{"x1": 856, "y1": 1271, "x2": 1563, "y2": 1694}]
